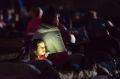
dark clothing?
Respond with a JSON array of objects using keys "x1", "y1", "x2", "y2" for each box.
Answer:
[{"x1": 85, "y1": 18, "x2": 119, "y2": 63}]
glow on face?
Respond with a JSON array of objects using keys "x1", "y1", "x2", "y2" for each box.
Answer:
[{"x1": 36, "y1": 42, "x2": 46, "y2": 56}]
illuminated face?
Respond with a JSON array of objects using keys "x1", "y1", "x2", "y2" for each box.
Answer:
[{"x1": 36, "y1": 42, "x2": 46, "y2": 56}]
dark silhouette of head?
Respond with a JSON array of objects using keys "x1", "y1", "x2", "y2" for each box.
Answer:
[{"x1": 41, "y1": 7, "x2": 57, "y2": 26}]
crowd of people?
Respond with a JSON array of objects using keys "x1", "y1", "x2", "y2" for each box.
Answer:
[{"x1": 0, "y1": 6, "x2": 120, "y2": 79}]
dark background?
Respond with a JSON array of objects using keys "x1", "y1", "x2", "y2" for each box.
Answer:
[
  {"x1": 0, "y1": 0, "x2": 120, "y2": 17},
  {"x1": 0, "y1": 0, "x2": 120, "y2": 25},
  {"x1": 0, "y1": 0, "x2": 120, "y2": 26}
]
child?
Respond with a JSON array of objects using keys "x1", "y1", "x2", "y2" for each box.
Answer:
[{"x1": 30, "y1": 39, "x2": 49, "y2": 60}]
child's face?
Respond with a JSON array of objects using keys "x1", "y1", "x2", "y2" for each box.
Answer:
[{"x1": 36, "y1": 42, "x2": 46, "y2": 56}]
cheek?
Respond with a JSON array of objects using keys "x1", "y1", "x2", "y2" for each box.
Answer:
[
  {"x1": 42, "y1": 49, "x2": 46, "y2": 53},
  {"x1": 40, "y1": 49, "x2": 46, "y2": 54}
]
